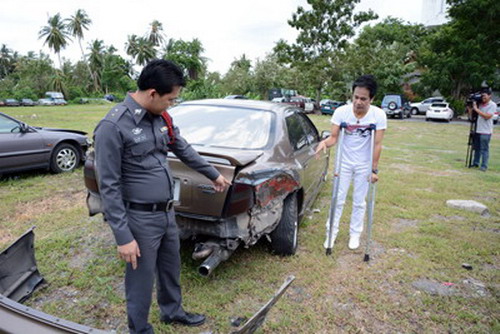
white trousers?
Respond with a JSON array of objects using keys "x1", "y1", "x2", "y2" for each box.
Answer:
[{"x1": 325, "y1": 163, "x2": 370, "y2": 244}]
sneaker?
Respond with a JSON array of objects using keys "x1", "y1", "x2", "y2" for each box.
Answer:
[
  {"x1": 348, "y1": 235, "x2": 360, "y2": 250},
  {"x1": 479, "y1": 167, "x2": 487, "y2": 172}
]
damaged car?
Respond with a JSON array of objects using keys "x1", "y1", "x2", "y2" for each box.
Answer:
[{"x1": 85, "y1": 99, "x2": 330, "y2": 276}]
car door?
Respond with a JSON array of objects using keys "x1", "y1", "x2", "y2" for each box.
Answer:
[
  {"x1": 0, "y1": 114, "x2": 48, "y2": 173},
  {"x1": 285, "y1": 112, "x2": 324, "y2": 211}
]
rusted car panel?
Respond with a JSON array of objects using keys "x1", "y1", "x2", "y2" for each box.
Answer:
[
  {"x1": 0, "y1": 228, "x2": 112, "y2": 334},
  {"x1": 0, "y1": 294, "x2": 112, "y2": 334},
  {"x1": 0, "y1": 227, "x2": 44, "y2": 303}
]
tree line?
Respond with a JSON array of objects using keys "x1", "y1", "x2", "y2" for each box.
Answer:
[{"x1": 0, "y1": 0, "x2": 497, "y2": 112}]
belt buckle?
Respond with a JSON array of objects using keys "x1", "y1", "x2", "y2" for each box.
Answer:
[{"x1": 166, "y1": 200, "x2": 174, "y2": 212}]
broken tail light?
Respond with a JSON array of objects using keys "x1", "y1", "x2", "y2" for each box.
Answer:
[{"x1": 223, "y1": 183, "x2": 255, "y2": 217}]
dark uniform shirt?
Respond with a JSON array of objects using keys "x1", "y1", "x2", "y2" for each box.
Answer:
[{"x1": 95, "y1": 94, "x2": 220, "y2": 245}]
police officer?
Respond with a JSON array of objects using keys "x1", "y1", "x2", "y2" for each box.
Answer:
[{"x1": 94, "y1": 59, "x2": 231, "y2": 333}]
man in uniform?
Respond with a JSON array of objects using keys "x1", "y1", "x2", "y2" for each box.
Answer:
[
  {"x1": 316, "y1": 75, "x2": 387, "y2": 250},
  {"x1": 94, "y1": 59, "x2": 231, "y2": 333}
]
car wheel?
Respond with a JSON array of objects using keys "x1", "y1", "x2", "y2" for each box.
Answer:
[
  {"x1": 50, "y1": 143, "x2": 80, "y2": 173},
  {"x1": 270, "y1": 194, "x2": 298, "y2": 256},
  {"x1": 411, "y1": 108, "x2": 419, "y2": 115},
  {"x1": 407, "y1": 111, "x2": 411, "y2": 118},
  {"x1": 398, "y1": 112, "x2": 404, "y2": 119},
  {"x1": 425, "y1": 118, "x2": 430, "y2": 122}
]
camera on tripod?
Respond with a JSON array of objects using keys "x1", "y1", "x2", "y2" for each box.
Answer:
[
  {"x1": 466, "y1": 91, "x2": 483, "y2": 122},
  {"x1": 466, "y1": 92, "x2": 482, "y2": 107}
]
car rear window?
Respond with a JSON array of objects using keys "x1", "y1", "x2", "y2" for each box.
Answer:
[
  {"x1": 382, "y1": 95, "x2": 401, "y2": 105},
  {"x1": 169, "y1": 105, "x2": 274, "y2": 149},
  {"x1": 432, "y1": 103, "x2": 447, "y2": 108}
]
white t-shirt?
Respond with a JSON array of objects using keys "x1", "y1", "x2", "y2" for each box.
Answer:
[
  {"x1": 476, "y1": 100, "x2": 496, "y2": 135},
  {"x1": 331, "y1": 104, "x2": 387, "y2": 165}
]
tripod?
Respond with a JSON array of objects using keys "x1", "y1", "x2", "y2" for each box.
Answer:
[{"x1": 465, "y1": 110, "x2": 478, "y2": 168}]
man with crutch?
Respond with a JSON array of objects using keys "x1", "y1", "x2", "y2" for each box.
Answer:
[{"x1": 315, "y1": 75, "x2": 387, "y2": 252}]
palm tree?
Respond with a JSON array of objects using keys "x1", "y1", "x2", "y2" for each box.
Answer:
[
  {"x1": 125, "y1": 35, "x2": 156, "y2": 66},
  {"x1": 38, "y1": 13, "x2": 71, "y2": 68},
  {"x1": 146, "y1": 20, "x2": 165, "y2": 47},
  {"x1": 88, "y1": 39, "x2": 105, "y2": 92},
  {"x1": 66, "y1": 9, "x2": 97, "y2": 90}
]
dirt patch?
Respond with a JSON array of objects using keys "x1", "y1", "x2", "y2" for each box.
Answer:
[
  {"x1": 392, "y1": 218, "x2": 420, "y2": 231},
  {"x1": 387, "y1": 163, "x2": 417, "y2": 173},
  {"x1": 431, "y1": 214, "x2": 466, "y2": 221},
  {"x1": 412, "y1": 278, "x2": 491, "y2": 298},
  {"x1": 0, "y1": 228, "x2": 13, "y2": 246},
  {"x1": 11, "y1": 190, "x2": 86, "y2": 223}
]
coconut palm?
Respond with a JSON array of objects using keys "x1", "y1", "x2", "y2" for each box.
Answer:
[
  {"x1": 66, "y1": 9, "x2": 97, "y2": 90},
  {"x1": 88, "y1": 39, "x2": 105, "y2": 91},
  {"x1": 125, "y1": 35, "x2": 156, "y2": 66},
  {"x1": 146, "y1": 20, "x2": 165, "y2": 47},
  {"x1": 38, "y1": 13, "x2": 71, "y2": 68}
]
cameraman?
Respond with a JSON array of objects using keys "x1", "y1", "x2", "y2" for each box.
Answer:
[{"x1": 467, "y1": 87, "x2": 496, "y2": 171}]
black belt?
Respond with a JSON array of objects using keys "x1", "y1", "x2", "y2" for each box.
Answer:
[{"x1": 125, "y1": 200, "x2": 174, "y2": 212}]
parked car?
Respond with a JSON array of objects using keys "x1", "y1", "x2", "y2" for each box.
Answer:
[
  {"x1": 84, "y1": 99, "x2": 330, "y2": 276},
  {"x1": 271, "y1": 97, "x2": 288, "y2": 103},
  {"x1": 381, "y1": 94, "x2": 411, "y2": 119},
  {"x1": 104, "y1": 94, "x2": 117, "y2": 102},
  {"x1": 0, "y1": 111, "x2": 90, "y2": 176},
  {"x1": 53, "y1": 98, "x2": 68, "y2": 106},
  {"x1": 320, "y1": 100, "x2": 345, "y2": 115},
  {"x1": 493, "y1": 102, "x2": 499, "y2": 125},
  {"x1": 426, "y1": 102, "x2": 454, "y2": 122},
  {"x1": 20, "y1": 98, "x2": 36, "y2": 106},
  {"x1": 4, "y1": 99, "x2": 20, "y2": 107},
  {"x1": 37, "y1": 98, "x2": 55, "y2": 106},
  {"x1": 410, "y1": 97, "x2": 445, "y2": 115}
]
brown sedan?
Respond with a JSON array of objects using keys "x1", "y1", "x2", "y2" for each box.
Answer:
[{"x1": 85, "y1": 99, "x2": 330, "y2": 275}]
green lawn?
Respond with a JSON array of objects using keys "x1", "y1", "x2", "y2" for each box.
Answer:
[{"x1": 1, "y1": 105, "x2": 499, "y2": 333}]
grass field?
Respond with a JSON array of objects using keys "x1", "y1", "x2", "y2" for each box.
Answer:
[{"x1": 1, "y1": 105, "x2": 499, "y2": 333}]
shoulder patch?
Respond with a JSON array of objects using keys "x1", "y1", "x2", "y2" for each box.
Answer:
[{"x1": 104, "y1": 104, "x2": 128, "y2": 123}]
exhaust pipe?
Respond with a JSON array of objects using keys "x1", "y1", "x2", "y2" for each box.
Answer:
[{"x1": 198, "y1": 247, "x2": 236, "y2": 277}]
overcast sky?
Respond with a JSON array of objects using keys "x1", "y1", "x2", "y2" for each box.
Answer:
[{"x1": 0, "y1": 0, "x2": 430, "y2": 74}]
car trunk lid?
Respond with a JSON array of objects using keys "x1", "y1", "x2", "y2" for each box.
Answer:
[{"x1": 168, "y1": 147, "x2": 263, "y2": 217}]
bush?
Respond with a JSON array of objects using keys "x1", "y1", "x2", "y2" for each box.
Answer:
[{"x1": 447, "y1": 98, "x2": 466, "y2": 116}]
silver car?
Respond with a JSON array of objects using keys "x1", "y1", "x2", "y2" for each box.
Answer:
[{"x1": 0, "y1": 112, "x2": 90, "y2": 176}]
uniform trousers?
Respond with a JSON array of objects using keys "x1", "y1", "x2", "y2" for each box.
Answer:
[
  {"x1": 126, "y1": 209, "x2": 183, "y2": 334},
  {"x1": 325, "y1": 162, "x2": 370, "y2": 246}
]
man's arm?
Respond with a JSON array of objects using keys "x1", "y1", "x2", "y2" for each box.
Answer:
[
  {"x1": 95, "y1": 121, "x2": 141, "y2": 269},
  {"x1": 315, "y1": 123, "x2": 340, "y2": 158},
  {"x1": 168, "y1": 125, "x2": 230, "y2": 191},
  {"x1": 473, "y1": 102, "x2": 493, "y2": 120}
]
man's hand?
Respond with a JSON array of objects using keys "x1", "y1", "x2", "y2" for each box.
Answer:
[
  {"x1": 315, "y1": 140, "x2": 328, "y2": 159},
  {"x1": 371, "y1": 173, "x2": 379, "y2": 183},
  {"x1": 212, "y1": 175, "x2": 231, "y2": 192},
  {"x1": 118, "y1": 240, "x2": 141, "y2": 270}
]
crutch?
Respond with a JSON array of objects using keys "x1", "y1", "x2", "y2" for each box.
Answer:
[
  {"x1": 325, "y1": 122, "x2": 347, "y2": 256},
  {"x1": 364, "y1": 123, "x2": 377, "y2": 262}
]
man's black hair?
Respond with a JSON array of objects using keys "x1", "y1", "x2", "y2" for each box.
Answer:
[
  {"x1": 137, "y1": 59, "x2": 186, "y2": 95},
  {"x1": 352, "y1": 74, "x2": 378, "y2": 99},
  {"x1": 480, "y1": 87, "x2": 492, "y2": 95}
]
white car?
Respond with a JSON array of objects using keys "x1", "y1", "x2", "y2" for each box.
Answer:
[
  {"x1": 426, "y1": 102, "x2": 454, "y2": 122},
  {"x1": 410, "y1": 97, "x2": 445, "y2": 115},
  {"x1": 494, "y1": 102, "x2": 499, "y2": 125},
  {"x1": 37, "y1": 98, "x2": 55, "y2": 106}
]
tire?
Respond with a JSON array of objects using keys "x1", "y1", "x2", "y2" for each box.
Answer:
[
  {"x1": 388, "y1": 102, "x2": 397, "y2": 111},
  {"x1": 407, "y1": 111, "x2": 411, "y2": 118},
  {"x1": 425, "y1": 118, "x2": 430, "y2": 122},
  {"x1": 398, "y1": 112, "x2": 404, "y2": 119},
  {"x1": 270, "y1": 194, "x2": 298, "y2": 256},
  {"x1": 411, "y1": 108, "x2": 419, "y2": 115},
  {"x1": 50, "y1": 143, "x2": 80, "y2": 173}
]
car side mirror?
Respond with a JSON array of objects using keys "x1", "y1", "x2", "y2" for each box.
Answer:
[
  {"x1": 19, "y1": 123, "x2": 29, "y2": 133},
  {"x1": 321, "y1": 130, "x2": 331, "y2": 140}
]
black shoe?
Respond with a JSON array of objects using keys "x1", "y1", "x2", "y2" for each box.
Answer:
[{"x1": 162, "y1": 312, "x2": 206, "y2": 327}]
